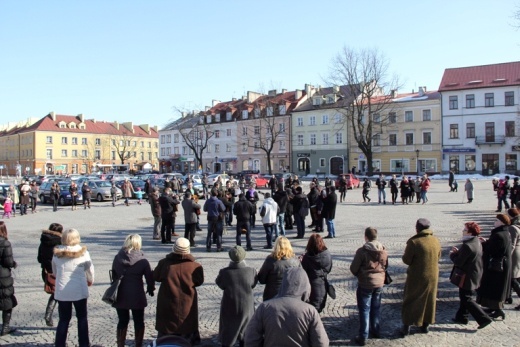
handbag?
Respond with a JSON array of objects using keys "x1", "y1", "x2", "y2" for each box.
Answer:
[
  {"x1": 384, "y1": 269, "x2": 393, "y2": 285},
  {"x1": 324, "y1": 277, "x2": 336, "y2": 299},
  {"x1": 102, "y1": 270, "x2": 124, "y2": 305},
  {"x1": 44, "y1": 270, "x2": 56, "y2": 294},
  {"x1": 488, "y1": 256, "x2": 505, "y2": 272},
  {"x1": 195, "y1": 208, "x2": 201, "y2": 216},
  {"x1": 449, "y1": 267, "x2": 466, "y2": 288}
]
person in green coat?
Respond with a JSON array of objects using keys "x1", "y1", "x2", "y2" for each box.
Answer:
[{"x1": 400, "y1": 218, "x2": 441, "y2": 336}]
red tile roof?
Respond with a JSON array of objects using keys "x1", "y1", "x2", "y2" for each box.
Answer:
[{"x1": 438, "y1": 61, "x2": 520, "y2": 92}]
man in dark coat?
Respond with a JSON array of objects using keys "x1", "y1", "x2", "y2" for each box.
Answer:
[
  {"x1": 448, "y1": 170, "x2": 455, "y2": 192},
  {"x1": 245, "y1": 184, "x2": 260, "y2": 228},
  {"x1": 0, "y1": 223, "x2": 18, "y2": 336},
  {"x1": 158, "y1": 188, "x2": 180, "y2": 244},
  {"x1": 150, "y1": 188, "x2": 162, "y2": 240},
  {"x1": 290, "y1": 187, "x2": 308, "y2": 239},
  {"x1": 273, "y1": 184, "x2": 288, "y2": 237},
  {"x1": 233, "y1": 194, "x2": 255, "y2": 251},
  {"x1": 203, "y1": 189, "x2": 226, "y2": 252},
  {"x1": 268, "y1": 175, "x2": 277, "y2": 197},
  {"x1": 81, "y1": 182, "x2": 91, "y2": 209},
  {"x1": 307, "y1": 183, "x2": 319, "y2": 230},
  {"x1": 182, "y1": 191, "x2": 201, "y2": 247},
  {"x1": 324, "y1": 186, "x2": 337, "y2": 238}
]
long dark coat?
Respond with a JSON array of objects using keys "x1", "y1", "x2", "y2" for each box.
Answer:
[
  {"x1": 215, "y1": 262, "x2": 258, "y2": 346},
  {"x1": 323, "y1": 191, "x2": 337, "y2": 220},
  {"x1": 153, "y1": 252, "x2": 204, "y2": 335},
  {"x1": 150, "y1": 192, "x2": 161, "y2": 218},
  {"x1": 0, "y1": 237, "x2": 17, "y2": 310},
  {"x1": 81, "y1": 184, "x2": 92, "y2": 200},
  {"x1": 258, "y1": 255, "x2": 300, "y2": 301},
  {"x1": 477, "y1": 225, "x2": 512, "y2": 307},
  {"x1": 402, "y1": 229, "x2": 441, "y2": 326},
  {"x1": 449, "y1": 236, "x2": 483, "y2": 291},
  {"x1": 37, "y1": 229, "x2": 62, "y2": 278},
  {"x1": 112, "y1": 248, "x2": 154, "y2": 310},
  {"x1": 301, "y1": 249, "x2": 332, "y2": 312}
]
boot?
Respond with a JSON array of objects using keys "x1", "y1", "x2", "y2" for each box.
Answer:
[
  {"x1": 1, "y1": 309, "x2": 16, "y2": 336},
  {"x1": 117, "y1": 327, "x2": 127, "y2": 347},
  {"x1": 44, "y1": 299, "x2": 57, "y2": 327},
  {"x1": 135, "y1": 327, "x2": 145, "y2": 347}
]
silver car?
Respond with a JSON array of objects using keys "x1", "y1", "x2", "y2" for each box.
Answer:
[{"x1": 87, "y1": 180, "x2": 122, "y2": 202}]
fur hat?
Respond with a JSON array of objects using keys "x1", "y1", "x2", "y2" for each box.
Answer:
[
  {"x1": 173, "y1": 237, "x2": 190, "y2": 254},
  {"x1": 228, "y1": 245, "x2": 246, "y2": 263}
]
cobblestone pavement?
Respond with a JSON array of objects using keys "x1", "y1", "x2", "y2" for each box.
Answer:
[{"x1": 0, "y1": 179, "x2": 519, "y2": 346}]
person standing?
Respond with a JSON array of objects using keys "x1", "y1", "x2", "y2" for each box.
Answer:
[
  {"x1": 496, "y1": 176, "x2": 511, "y2": 212},
  {"x1": 112, "y1": 234, "x2": 155, "y2": 347},
  {"x1": 362, "y1": 178, "x2": 371, "y2": 203},
  {"x1": 158, "y1": 188, "x2": 180, "y2": 244},
  {"x1": 203, "y1": 188, "x2": 226, "y2": 252},
  {"x1": 449, "y1": 170, "x2": 455, "y2": 192},
  {"x1": 465, "y1": 178, "x2": 474, "y2": 203},
  {"x1": 30, "y1": 181, "x2": 39, "y2": 213},
  {"x1": 307, "y1": 183, "x2": 319, "y2": 230},
  {"x1": 301, "y1": 234, "x2": 332, "y2": 313},
  {"x1": 507, "y1": 209, "x2": 520, "y2": 309},
  {"x1": 245, "y1": 184, "x2": 259, "y2": 228},
  {"x1": 420, "y1": 175, "x2": 431, "y2": 204},
  {"x1": 233, "y1": 193, "x2": 255, "y2": 251},
  {"x1": 202, "y1": 174, "x2": 209, "y2": 199},
  {"x1": 510, "y1": 177, "x2": 520, "y2": 207},
  {"x1": 244, "y1": 267, "x2": 329, "y2": 347},
  {"x1": 19, "y1": 181, "x2": 30, "y2": 215},
  {"x1": 375, "y1": 174, "x2": 386, "y2": 204},
  {"x1": 144, "y1": 178, "x2": 153, "y2": 203},
  {"x1": 0, "y1": 222, "x2": 18, "y2": 336},
  {"x1": 149, "y1": 187, "x2": 162, "y2": 240},
  {"x1": 350, "y1": 227, "x2": 388, "y2": 345},
  {"x1": 324, "y1": 186, "x2": 338, "y2": 239},
  {"x1": 53, "y1": 228, "x2": 95, "y2": 347},
  {"x1": 399, "y1": 177, "x2": 410, "y2": 205},
  {"x1": 69, "y1": 181, "x2": 79, "y2": 211},
  {"x1": 273, "y1": 184, "x2": 288, "y2": 237},
  {"x1": 182, "y1": 191, "x2": 201, "y2": 247},
  {"x1": 400, "y1": 218, "x2": 441, "y2": 336},
  {"x1": 81, "y1": 182, "x2": 91, "y2": 209},
  {"x1": 37, "y1": 223, "x2": 63, "y2": 327},
  {"x1": 291, "y1": 186, "x2": 309, "y2": 239},
  {"x1": 338, "y1": 174, "x2": 347, "y2": 203},
  {"x1": 449, "y1": 222, "x2": 493, "y2": 329},
  {"x1": 413, "y1": 176, "x2": 422, "y2": 203},
  {"x1": 111, "y1": 182, "x2": 118, "y2": 207},
  {"x1": 8, "y1": 185, "x2": 19, "y2": 217},
  {"x1": 260, "y1": 193, "x2": 279, "y2": 249},
  {"x1": 216, "y1": 246, "x2": 258, "y2": 347},
  {"x1": 225, "y1": 181, "x2": 236, "y2": 227},
  {"x1": 122, "y1": 178, "x2": 135, "y2": 207},
  {"x1": 268, "y1": 175, "x2": 277, "y2": 197},
  {"x1": 153, "y1": 238, "x2": 204, "y2": 344}
]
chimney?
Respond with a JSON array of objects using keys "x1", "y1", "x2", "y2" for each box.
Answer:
[
  {"x1": 140, "y1": 124, "x2": 150, "y2": 133},
  {"x1": 418, "y1": 87, "x2": 424, "y2": 97},
  {"x1": 232, "y1": 98, "x2": 237, "y2": 101},
  {"x1": 423, "y1": 86, "x2": 427, "y2": 92},
  {"x1": 390, "y1": 89, "x2": 397, "y2": 98},
  {"x1": 333, "y1": 85, "x2": 340, "y2": 93},
  {"x1": 295, "y1": 89, "x2": 302, "y2": 100},
  {"x1": 77, "y1": 114, "x2": 84, "y2": 123},
  {"x1": 49, "y1": 112, "x2": 56, "y2": 121},
  {"x1": 242, "y1": 95, "x2": 246, "y2": 100},
  {"x1": 113, "y1": 121, "x2": 119, "y2": 130},
  {"x1": 152, "y1": 125, "x2": 158, "y2": 132},
  {"x1": 181, "y1": 112, "x2": 186, "y2": 118},
  {"x1": 122, "y1": 122, "x2": 134, "y2": 133},
  {"x1": 212, "y1": 99, "x2": 221, "y2": 107},
  {"x1": 268, "y1": 90, "x2": 277, "y2": 96},
  {"x1": 282, "y1": 89, "x2": 287, "y2": 94}
]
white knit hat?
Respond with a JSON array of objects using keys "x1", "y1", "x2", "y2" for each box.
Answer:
[{"x1": 173, "y1": 237, "x2": 190, "y2": 254}]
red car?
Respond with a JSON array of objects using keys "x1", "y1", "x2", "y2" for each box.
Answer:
[
  {"x1": 335, "y1": 174, "x2": 361, "y2": 189},
  {"x1": 245, "y1": 174, "x2": 269, "y2": 188}
]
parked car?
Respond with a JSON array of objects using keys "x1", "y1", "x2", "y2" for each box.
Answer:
[
  {"x1": 335, "y1": 174, "x2": 361, "y2": 189},
  {"x1": 105, "y1": 173, "x2": 131, "y2": 181},
  {"x1": 207, "y1": 174, "x2": 229, "y2": 188},
  {"x1": 245, "y1": 174, "x2": 269, "y2": 188},
  {"x1": 87, "y1": 180, "x2": 122, "y2": 202},
  {"x1": 161, "y1": 173, "x2": 184, "y2": 182},
  {"x1": 0, "y1": 184, "x2": 11, "y2": 207},
  {"x1": 182, "y1": 174, "x2": 202, "y2": 185},
  {"x1": 181, "y1": 181, "x2": 205, "y2": 199},
  {"x1": 39, "y1": 181, "x2": 84, "y2": 205},
  {"x1": 115, "y1": 179, "x2": 148, "y2": 199}
]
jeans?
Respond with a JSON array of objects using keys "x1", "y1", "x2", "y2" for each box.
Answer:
[
  {"x1": 377, "y1": 189, "x2": 386, "y2": 203},
  {"x1": 116, "y1": 308, "x2": 144, "y2": 330},
  {"x1": 326, "y1": 218, "x2": 335, "y2": 238},
  {"x1": 236, "y1": 221, "x2": 252, "y2": 249},
  {"x1": 421, "y1": 190, "x2": 428, "y2": 203},
  {"x1": 206, "y1": 217, "x2": 222, "y2": 249},
  {"x1": 263, "y1": 224, "x2": 276, "y2": 247},
  {"x1": 153, "y1": 216, "x2": 162, "y2": 239},
  {"x1": 356, "y1": 286, "x2": 382, "y2": 340},
  {"x1": 277, "y1": 213, "x2": 285, "y2": 236},
  {"x1": 294, "y1": 213, "x2": 305, "y2": 238},
  {"x1": 498, "y1": 195, "x2": 510, "y2": 210},
  {"x1": 53, "y1": 195, "x2": 59, "y2": 211},
  {"x1": 20, "y1": 203, "x2": 27, "y2": 215},
  {"x1": 56, "y1": 298, "x2": 89, "y2": 347}
]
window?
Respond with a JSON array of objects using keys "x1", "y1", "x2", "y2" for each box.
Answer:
[
  {"x1": 71, "y1": 137, "x2": 78, "y2": 145},
  {"x1": 449, "y1": 96, "x2": 458, "y2": 109},
  {"x1": 322, "y1": 115, "x2": 329, "y2": 124},
  {"x1": 466, "y1": 123, "x2": 475, "y2": 138},
  {"x1": 405, "y1": 133, "x2": 414, "y2": 145},
  {"x1": 81, "y1": 150, "x2": 87, "y2": 157},
  {"x1": 174, "y1": 134, "x2": 179, "y2": 143},
  {"x1": 372, "y1": 114, "x2": 381, "y2": 123},
  {"x1": 182, "y1": 146, "x2": 187, "y2": 155},
  {"x1": 254, "y1": 141, "x2": 259, "y2": 152},
  {"x1": 334, "y1": 114, "x2": 342, "y2": 124},
  {"x1": 319, "y1": 158, "x2": 326, "y2": 167},
  {"x1": 148, "y1": 152, "x2": 152, "y2": 160},
  {"x1": 390, "y1": 159, "x2": 409, "y2": 173},
  {"x1": 72, "y1": 150, "x2": 78, "y2": 157},
  {"x1": 254, "y1": 109, "x2": 260, "y2": 118},
  {"x1": 166, "y1": 135, "x2": 171, "y2": 143},
  {"x1": 82, "y1": 138, "x2": 87, "y2": 145},
  {"x1": 506, "y1": 121, "x2": 515, "y2": 137},
  {"x1": 223, "y1": 112, "x2": 230, "y2": 121},
  {"x1": 423, "y1": 132, "x2": 432, "y2": 144},
  {"x1": 174, "y1": 147, "x2": 179, "y2": 155},
  {"x1": 422, "y1": 109, "x2": 431, "y2": 121},
  {"x1": 61, "y1": 149, "x2": 67, "y2": 157},
  {"x1": 111, "y1": 151, "x2": 116, "y2": 160},
  {"x1": 254, "y1": 126, "x2": 260, "y2": 135},
  {"x1": 46, "y1": 149, "x2": 53, "y2": 159},
  {"x1": 95, "y1": 138, "x2": 101, "y2": 145},
  {"x1": 389, "y1": 112, "x2": 397, "y2": 123},
  {"x1": 297, "y1": 135, "x2": 304, "y2": 146},
  {"x1": 485, "y1": 93, "x2": 494, "y2": 107},
  {"x1": 279, "y1": 123, "x2": 285, "y2": 133},
  {"x1": 335, "y1": 133, "x2": 343, "y2": 144},
  {"x1": 46, "y1": 136, "x2": 52, "y2": 144},
  {"x1": 505, "y1": 91, "x2": 515, "y2": 106},
  {"x1": 310, "y1": 134, "x2": 316, "y2": 145},
  {"x1": 267, "y1": 107, "x2": 273, "y2": 117},
  {"x1": 242, "y1": 127, "x2": 247, "y2": 136},
  {"x1": 95, "y1": 150, "x2": 101, "y2": 160},
  {"x1": 372, "y1": 134, "x2": 381, "y2": 146},
  {"x1": 227, "y1": 129, "x2": 232, "y2": 137},
  {"x1": 297, "y1": 117, "x2": 303, "y2": 126},
  {"x1": 405, "y1": 111, "x2": 413, "y2": 122},
  {"x1": 161, "y1": 135, "x2": 165, "y2": 144},
  {"x1": 466, "y1": 94, "x2": 475, "y2": 108},
  {"x1": 242, "y1": 110, "x2": 248, "y2": 120},
  {"x1": 215, "y1": 114, "x2": 220, "y2": 122},
  {"x1": 141, "y1": 141, "x2": 144, "y2": 147},
  {"x1": 206, "y1": 115, "x2": 212, "y2": 123},
  {"x1": 215, "y1": 130, "x2": 220, "y2": 138},
  {"x1": 450, "y1": 124, "x2": 459, "y2": 138},
  {"x1": 506, "y1": 154, "x2": 517, "y2": 171},
  {"x1": 215, "y1": 144, "x2": 220, "y2": 153},
  {"x1": 279, "y1": 105, "x2": 286, "y2": 115},
  {"x1": 309, "y1": 116, "x2": 316, "y2": 126},
  {"x1": 280, "y1": 140, "x2": 286, "y2": 150},
  {"x1": 61, "y1": 137, "x2": 68, "y2": 145},
  {"x1": 389, "y1": 134, "x2": 397, "y2": 146},
  {"x1": 226, "y1": 143, "x2": 231, "y2": 152},
  {"x1": 322, "y1": 133, "x2": 329, "y2": 145}
]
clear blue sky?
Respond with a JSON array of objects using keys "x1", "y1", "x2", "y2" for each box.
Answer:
[{"x1": 1, "y1": 1, "x2": 519, "y2": 128}]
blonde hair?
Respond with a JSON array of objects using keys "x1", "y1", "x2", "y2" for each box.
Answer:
[
  {"x1": 62, "y1": 228, "x2": 81, "y2": 246},
  {"x1": 271, "y1": 236, "x2": 294, "y2": 260},
  {"x1": 123, "y1": 234, "x2": 142, "y2": 252}
]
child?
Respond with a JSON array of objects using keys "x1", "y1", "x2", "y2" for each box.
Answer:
[
  {"x1": 110, "y1": 183, "x2": 118, "y2": 207},
  {"x1": 135, "y1": 188, "x2": 143, "y2": 205},
  {"x1": 3, "y1": 197, "x2": 13, "y2": 219}
]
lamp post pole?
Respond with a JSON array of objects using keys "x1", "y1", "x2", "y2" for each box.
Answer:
[{"x1": 416, "y1": 149, "x2": 420, "y2": 176}]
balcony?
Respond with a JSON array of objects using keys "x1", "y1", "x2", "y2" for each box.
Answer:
[{"x1": 475, "y1": 136, "x2": 505, "y2": 146}]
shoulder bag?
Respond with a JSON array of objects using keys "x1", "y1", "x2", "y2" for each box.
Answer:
[
  {"x1": 44, "y1": 270, "x2": 56, "y2": 294},
  {"x1": 488, "y1": 256, "x2": 505, "y2": 272},
  {"x1": 102, "y1": 269, "x2": 125, "y2": 305},
  {"x1": 449, "y1": 267, "x2": 466, "y2": 288},
  {"x1": 324, "y1": 276, "x2": 336, "y2": 299}
]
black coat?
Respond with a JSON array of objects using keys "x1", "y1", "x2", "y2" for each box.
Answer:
[
  {"x1": 0, "y1": 237, "x2": 17, "y2": 310},
  {"x1": 323, "y1": 192, "x2": 337, "y2": 220},
  {"x1": 81, "y1": 184, "x2": 92, "y2": 200},
  {"x1": 301, "y1": 249, "x2": 332, "y2": 312},
  {"x1": 450, "y1": 236, "x2": 483, "y2": 291},
  {"x1": 112, "y1": 248, "x2": 154, "y2": 310},
  {"x1": 307, "y1": 188, "x2": 319, "y2": 207},
  {"x1": 159, "y1": 193, "x2": 180, "y2": 219},
  {"x1": 258, "y1": 255, "x2": 300, "y2": 301},
  {"x1": 233, "y1": 197, "x2": 255, "y2": 222},
  {"x1": 37, "y1": 229, "x2": 62, "y2": 275},
  {"x1": 273, "y1": 190, "x2": 288, "y2": 214}
]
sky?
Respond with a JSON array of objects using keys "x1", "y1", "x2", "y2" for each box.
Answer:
[{"x1": 1, "y1": 1, "x2": 520, "y2": 129}]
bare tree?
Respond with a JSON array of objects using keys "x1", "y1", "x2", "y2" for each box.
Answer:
[
  {"x1": 109, "y1": 132, "x2": 138, "y2": 165},
  {"x1": 176, "y1": 114, "x2": 215, "y2": 171},
  {"x1": 327, "y1": 46, "x2": 401, "y2": 175}
]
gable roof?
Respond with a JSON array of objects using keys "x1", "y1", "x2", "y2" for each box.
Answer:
[
  {"x1": 293, "y1": 85, "x2": 360, "y2": 112},
  {"x1": 438, "y1": 61, "x2": 520, "y2": 92}
]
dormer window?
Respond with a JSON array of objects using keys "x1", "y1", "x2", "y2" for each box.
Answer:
[
  {"x1": 326, "y1": 94, "x2": 337, "y2": 104},
  {"x1": 215, "y1": 114, "x2": 220, "y2": 122},
  {"x1": 312, "y1": 97, "x2": 322, "y2": 106},
  {"x1": 254, "y1": 108, "x2": 260, "y2": 118},
  {"x1": 69, "y1": 122, "x2": 76, "y2": 129},
  {"x1": 279, "y1": 105, "x2": 286, "y2": 115},
  {"x1": 79, "y1": 123, "x2": 85, "y2": 129},
  {"x1": 227, "y1": 112, "x2": 232, "y2": 121},
  {"x1": 267, "y1": 107, "x2": 273, "y2": 117},
  {"x1": 206, "y1": 115, "x2": 212, "y2": 123},
  {"x1": 59, "y1": 121, "x2": 66, "y2": 128},
  {"x1": 242, "y1": 110, "x2": 248, "y2": 119},
  {"x1": 199, "y1": 116, "x2": 204, "y2": 124}
]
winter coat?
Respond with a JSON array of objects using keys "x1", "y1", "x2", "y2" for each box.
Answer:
[
  {"x1": 245, "y1": 189, "x2": 259, "y2": 210},
  {"x1": 203, "y1": 196, "x2": 226, "y2": 219},
  {"x1": 112, "y1": 248, "x2": 154, "y2": 310},
  {"x1": 375, "y1": 177, "x2": 386, "y2": 190},
  {"x1": 0, "y1": 237, "x2": 17, "y2": 310},
  {"x1": 414, "y1": 180, "x2": 422, "y2": 193},
  {"x1": 260, "y1": 198, "x2": 279, "y2": 225},
  {"x1": 401, "y1": 228, "x2": 441, "y2": 326},
  {"x1": 52, "y1": 244, "x2": 95, "y2": 302},
  {"x1": 258, "y1": 255, "x2": 300, "y2": 301},
  {"x1": 301, "y1": 249, "x2": 332, "y2": 312},
  {"x1": 245, "y1": 267, "x2": 329, "y2": 347},
  {"x1": 290, "y1": 193, "x2": 308, "y2": 216},
  {"x1": 182, "y1": 198, "x2": 201, "y2": 225},
  {"x1": 509, "y1": 222, "x2": 520, "y2": 278},
  {"x1": 273, "y1": 190, "x2": 288, "y2": 214},
  {"x1": 81, "y1": 184, "x2": 92, "y2": 200},
  {"x1": 478, "y1": 225, "x2": 512, "y2": 305},
  {"x1": 233, "y1": 196, "x2": 255, "y2": 222},
  {"x1": 323, "y1": 191, "x2": 337, "y2": 220},
  {"x1": 465, "y1": 180, "x2": 474, "y2": 200},
  {"x1": 8, "y1": 186, "x2": 19, "y2": 204},
  {"x1": 216, "y1": 262, "x2": 258, "y2": 346},
  {"x1": 159, "y1": 193, "x2": 180, "y2": 219},
  {"x1": 400, "y1": 180, "x2": 410, "y2": 198},
  {"x1": 122, "y1": 181, "x2": 134, "y2": 198},
  {"x1": 449, "y1": 236, "x2": 483, "y2": 291},
  {"x1": 350, "y1": 241, "x2": 388, "y2": 289},
  {"x1": 20, "y1": 184, "x2": 30, "y2": 205},
  {"x1": 150, "y1": 192, "x2": 161, "y2": 217},
  {"x1": 37, "y1": 229, "x2": 62, "y2": 275},
  {"x1": 307, "y1": 188, "x2": 319, "y2": 207},
  {"x1": 153, "y1": 252, "x2": 204, "y2": 335},
  {"x1": 421, "y1": 178, "x2": 431, "y2": 191}
]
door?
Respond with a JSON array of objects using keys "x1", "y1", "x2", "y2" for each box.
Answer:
[
  {"x1": 482, "y1": 153, "x2": 499, "y2": 175},
  {"x1": 330, "y1": 157, "x2": 343, "y2": 175}
]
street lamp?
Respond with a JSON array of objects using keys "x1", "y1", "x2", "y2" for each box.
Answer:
[{"x1": 416, "y1": 149, "x2": 420, "y2": 176}]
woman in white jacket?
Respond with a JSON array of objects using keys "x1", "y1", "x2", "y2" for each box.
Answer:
[
  {"x1": 52, "y1": 228, "x2": 94, "y2": 347},
  {"x1": 260, "y1": 193, "x2": 279, "y2": 249}
]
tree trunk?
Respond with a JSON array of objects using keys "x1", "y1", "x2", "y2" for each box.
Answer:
[
  {"x1": 366, "y1": 152, "x2": 374, "y2": 176},
  {"x1": 266, "y1": 152, "x2": 273, "y2": 175}
]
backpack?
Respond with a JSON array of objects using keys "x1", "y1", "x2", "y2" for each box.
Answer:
[{"x1": 299, "y1": 197, "x2": 310, "y2": 217}]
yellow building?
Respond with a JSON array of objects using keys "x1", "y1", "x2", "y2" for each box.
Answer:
[{"x1": 0, "y1": 112, "x2": 159, "y2": 176}]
